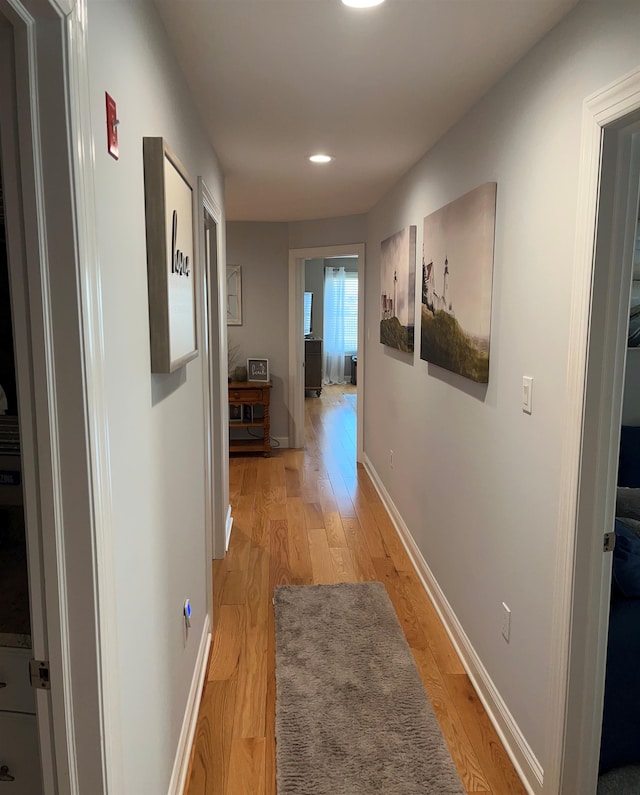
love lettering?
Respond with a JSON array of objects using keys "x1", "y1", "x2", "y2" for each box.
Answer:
[{"x1": 171, "y1": 209, "x2": 190, "y2": 277}]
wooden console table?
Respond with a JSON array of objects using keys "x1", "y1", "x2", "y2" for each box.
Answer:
[{"x1": 228, "y1": 381, "x2": 272, "y2": 456}]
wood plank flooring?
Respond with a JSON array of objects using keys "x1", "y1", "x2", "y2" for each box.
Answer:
[{"x1": 186, "y1": 385, "x2": 526, "y2": 795}]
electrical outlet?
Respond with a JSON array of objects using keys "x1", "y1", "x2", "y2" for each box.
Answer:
[
  {"x1": 501, "y1": 602, "x2": 511, "y2": 642},
  {"x1": 390, "y1": 449, "x2": 394, "y2": 468}
]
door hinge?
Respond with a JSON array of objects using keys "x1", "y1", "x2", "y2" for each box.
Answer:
[
  {"x1": 29, "y1": 659, "x2": 51, "y2": 690},
  {"x1": 604, "y1": 531, "x2": 616, "y2": 553}
]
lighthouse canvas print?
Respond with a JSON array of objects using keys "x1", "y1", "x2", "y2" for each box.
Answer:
[
  {"x1": 380, "y1": 225, "x2": 416, "y2": 353},
  {"x1": 420, "y1": 183, "x2": 497, "y2": 383}
]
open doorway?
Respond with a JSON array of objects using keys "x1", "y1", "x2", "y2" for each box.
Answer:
[
  {"x1": 198, "y1": 179, "x2": 230, "y2": 560},
  {"x1": 288, "y1": 244, "x2": 365, "y2": 460},
  {"x1": 0, "y1": 151, "x2": 44, "y2": 795},
  {"x1": 596, "y1": 191, "x2": 640, "y2": 792},
  {"x1": 303, "y1": 256, "x2": 359, "y2": 396},
  {"x1": 553, "y1": 70, "x2": 640, "y2": 795}
]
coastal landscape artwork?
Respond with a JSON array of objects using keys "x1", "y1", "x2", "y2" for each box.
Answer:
[
  {"x1": 380, "y1": 225, "x2": 416, "y2": 353},
  {"x1": 420, "y1": 183, "x2": 497, "y2": 383}
]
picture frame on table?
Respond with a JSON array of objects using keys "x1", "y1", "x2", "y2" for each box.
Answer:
[
  {"x1": 247, "y1": 358, "x2": 269, "y2": 382},
  {"x1": 143, "y1": 136, "x2": 198, "y2": 373}
]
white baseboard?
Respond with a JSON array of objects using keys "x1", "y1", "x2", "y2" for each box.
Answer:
[
  {"x1": 225, "y1": 505, "x2": 233, "y2": 551},
  {"x1": 167, "y1": 615, "x2": 211, "y2": 795},
  {"x1": 273, "y1": 436, "x2": 289, "y2": 449},
  {"x1": 362, "y1": 453, "x2": 543, "y2": 795}
]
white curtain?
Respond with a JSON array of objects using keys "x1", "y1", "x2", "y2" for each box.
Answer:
[{"x1": 323, "y1": 267, "x2": 347, "y2": 384}]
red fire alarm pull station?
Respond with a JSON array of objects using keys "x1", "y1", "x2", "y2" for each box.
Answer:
[{"x1": 105, "y1": 92, "x2": 119, "y2": 160}]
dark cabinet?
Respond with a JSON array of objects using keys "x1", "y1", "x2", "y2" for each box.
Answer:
[{"x1": 305, "y1": 338, "x2": 323, "y2": 396}]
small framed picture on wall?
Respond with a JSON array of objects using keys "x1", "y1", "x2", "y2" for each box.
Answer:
[
  {"x1": 227, "y1": 265, "x2": 242, "y2": 325},
  {"x1": 247, "y1": 358, "x2": 269, "y2": 382}
]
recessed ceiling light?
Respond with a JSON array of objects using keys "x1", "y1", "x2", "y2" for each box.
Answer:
[
  {"x1": 309, "y1": 154, "x2": 334, "y2": 164},
  {"x1": 342, "y1": 0, "x2": 385, "y2": 7}
]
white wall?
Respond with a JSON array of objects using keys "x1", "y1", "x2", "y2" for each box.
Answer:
[
  {"x1": 87, "y1": 2, "x2": 224, "y2": 792},
  {"x1": 289, "y1": 214, "x2": 367, "y2": 249},
  {"x1": 364, "y1": 0, "x2": 640, "y2": 778},
  {"x1": 227, "y1": 219, "x2": 366, "y2": 442},
  {"x1": 226, "y1": 222, "x2": 290, "y2": 441}
]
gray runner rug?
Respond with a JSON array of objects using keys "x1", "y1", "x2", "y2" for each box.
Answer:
[{"x1": 274, "y1": 581, "x2": 465, "y2": 794}]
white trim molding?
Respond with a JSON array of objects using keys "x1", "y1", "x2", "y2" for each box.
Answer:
[
  {"x1": 66, "y1": 0, "x2": 125, "y2": 791},
  {"x1": 198, "y1": 178, "x2": 227, "y2": 585},
  {"x1": 225, "y1": 505, "x2": 233, "y2": 552},
  {"x1": 167, "y1": 616, "x2": 212, "y2": 795},
  {"x1": 363, "y1": 453, "x2": 540, "y2": 795},
  {"x1": 1, "y1": 0, "x2": 121, "y2": 792},
  {"x1": 547, "y1": 65, "x2": 640, "y2": 795},
  {"x1": 198, "y1": 179, "x2": 229, "y2": 563},
  {"x1": 0, "y1": 13, "x2": 68, "y2": 793}
]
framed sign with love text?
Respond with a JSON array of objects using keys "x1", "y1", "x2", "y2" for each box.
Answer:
[
  {"x1": 247, "y1": 358, "x2": 269, "y2": 383},
  {"x1": 143, "y1": 137, "x2": 198, "y2": 373}
]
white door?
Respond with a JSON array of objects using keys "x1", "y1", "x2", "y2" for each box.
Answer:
[
  {"x1": 0, "y1": 2, "x2": 115, "y2": 791},
  {"x1": 0, "y1": 19, "x2": 49, "y2": 794},
  {"x1": 0, "y1": 0, "x2": 140, "y2": 789},
  {"x1": 551, "y1": 69, "x2": 640, "y2": 794}
]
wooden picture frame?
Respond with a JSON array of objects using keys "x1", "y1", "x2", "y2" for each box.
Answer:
[
  {"x1": 227, "y1": 264, "x2": 242, "y2": 325},
  {"x1": 143, "y1": 137, "x2": 198, "y2": 373},
  {"x1": 247, "y1": 358, "x2": 269, "y2": 382}
]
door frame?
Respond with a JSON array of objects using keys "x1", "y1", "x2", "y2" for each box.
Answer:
[
  {"x1": 288, "y1": 243, "x2": 365, "y2": 459},
  {"x1": 197, "y1": 178, "x2": 230, "y2": 561},
  {"x1": 0, "y1": 0, "x2": 120, "y2": 792},
  {"x1": 0, "y1": 17, "x2": 58, "y2": 793},
  {"x1": 546, "y1": 66, "x2": 640, "y2": 794}
]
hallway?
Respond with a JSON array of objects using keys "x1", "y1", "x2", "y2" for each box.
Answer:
[{"x1": 186, "y1": 385, "x2": 526, "y2": 794}]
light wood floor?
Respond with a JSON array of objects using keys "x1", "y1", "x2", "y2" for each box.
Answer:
[{"x1": 185, "y1": 385, "x2": 526, "y2": 795}]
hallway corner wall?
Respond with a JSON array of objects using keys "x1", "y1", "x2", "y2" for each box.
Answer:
[{"x1": 86, "y1": 1, "x2": 225, "y2": 791}]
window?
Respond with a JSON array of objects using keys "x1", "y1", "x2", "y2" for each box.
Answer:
[
  {"x1": 343, "y1": 271, "x2": 358, "y2": 353},
  {"x1": 324, "y1": 267, "x2": 358, "y2": 355}
]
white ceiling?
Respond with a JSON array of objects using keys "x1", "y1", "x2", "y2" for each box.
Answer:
[{"x1": 153, "y1": 0, "x2": 578, "y2": 222}]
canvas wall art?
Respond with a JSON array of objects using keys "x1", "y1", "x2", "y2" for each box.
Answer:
[
  {"x1": 420, "y1": 183, "x2": 497, "y2": 383},
  {"x1": 143, "y1": 137, "x2": 198, "y2": 373},
  {"x1": 379, "y1": 225, "x2": 416, "y2": 353}
]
